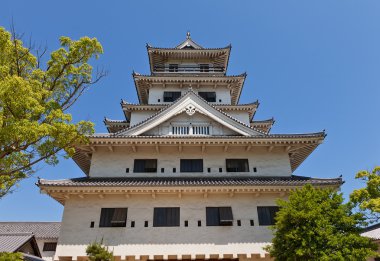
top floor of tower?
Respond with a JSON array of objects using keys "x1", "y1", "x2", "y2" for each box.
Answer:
[
  {"x1": 147, "y1": 32, "x2": 231, "y2": 76},
  {"x1": 135, "y1": 33, "x2": 244, "y2": 105}
]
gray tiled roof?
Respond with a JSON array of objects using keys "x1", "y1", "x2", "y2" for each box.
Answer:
[
  {"x1": 361, "y1": 223, "x2": 380, "y2": 240},
  {"x1": 0, "y1": 222, "x2": 60, "y2": 239},
  {"x1": 0, "y1": 233, "x2": 34, "y2": 252},
  {"x1": 38, "y1": 175, "x2": 342, "y2": 187}
]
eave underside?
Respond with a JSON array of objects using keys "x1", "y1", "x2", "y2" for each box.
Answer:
[
  {"x1": 147, "y1": 48, "x2": 231, "y2": 75},
  {"x1": 72, "y1": 133, "x2": 325, "y2": 175},
  {"x1": 133, "y1": 75, "x2": 245, "y2": 105},
  {"x1": 38, "y1": 175, "x2": 342, "y2": 205}
]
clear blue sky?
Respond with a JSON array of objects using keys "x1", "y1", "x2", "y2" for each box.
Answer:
[{"x1": 0, "y1": 0, "x2": 379, "y2": 221}]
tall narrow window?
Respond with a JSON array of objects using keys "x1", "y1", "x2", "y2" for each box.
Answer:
[
  {"x1": 153, "y1": 207, "x2": 180, "y2": 227},
  {"x1": 198, "y1": 92, "x2": 216, "y2": 102},
  {"x1": 133, "y1": 159, "x2": 157, "y2": 173},
  {"x1": 180, "y1": 159, "x2": 203, "y2": 172},
  {"x1": 206, "y1": 207, "x2": 233, "y2": 226},
  {"x1": 199, "y1": 64, "x2": 210, "y2": 72},
  {"x1": 226, "y1": 159, "x2": 249, "y2": 172},
  {"x1": 257, "y1": 206, "x2": 280, "y2": 226},
  {"x1": 163, "y1": 91, "x2": 181, "y2": 102},
  {"x1": 168, "y1": 64, "x2": 179, "y2": 72},
  {"x1": 99, "y1": 208, "x2": 128, "y2": 227}
]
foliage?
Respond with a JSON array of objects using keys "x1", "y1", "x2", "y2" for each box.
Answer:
[
  {"x1": 0, "y1": 26, "x2": 104, "y2": 198},
  {"x1": 350, "y1": 166, "x2": 380, "y2": 223},
  {"x1": 265, "y1": 184, "x2": 377, "y2": 261},
  {"x1": 0, "y1": 252, "x2": 23, "y2": 261},
  {"x1": 86, "y1": 241, "x2": 114, "y2": 261}
]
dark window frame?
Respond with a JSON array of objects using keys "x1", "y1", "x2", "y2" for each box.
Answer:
[
  {"x1": 226, "y1": 159, "x2": 249, "y2": 172},
  {"x1": 43, "y1": 242, "x2": 57, "y2": 252},
  {"x1": 206, "y1": 207, "x2": 233, "y2": 226},
  {"x1": 199, "y1": 64, "x2": 210, "y2": 72},
  {"x1": 257, "y1": 206, "x2": 280, "y2": 226},
  {"x1": 153, "y1": 207, "x2": 180, "y2": 227},
  {"x1": 163, "y1": 91, "x2": 181, "y2": 102},
  {"x1": 133, "y1": 159, "x2": 157, "y2": 173},
  {"x1": 180, "y1": 159, "x2": 203, "y2": 172},
  {"x1": 168, "y1": 64, "x2": 179, "y2": 72},
  {"x1": 198, "y1": 92, "x2": 216, "y2": 102},
  {"x1": 99, "y1": 208, "x2": 128, "y2": 227}
]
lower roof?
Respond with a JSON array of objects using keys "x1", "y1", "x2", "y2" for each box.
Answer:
[
  {"x1": 38, "y1": 175, "x2": 342, "y2": 187},
  {"x1": 0, "y1": 222, "x2": 60, "y2": 239}
]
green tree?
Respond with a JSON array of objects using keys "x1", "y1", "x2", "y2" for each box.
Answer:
[
  {"x1": 86, "y1": 241, "x2": 114, "y2": 261},
  {"x1": 266, "y1": 184, "x2": 377, "y2": 261},
  {"x1": 0, "y1": 252, "x2": 23, "y2": 261},
  {"x1": 350, "y1": 166, "x2": 380, "y2": 223},
  {"x1": 0, "y1": 26, "x2": 104, "y2": 198}
]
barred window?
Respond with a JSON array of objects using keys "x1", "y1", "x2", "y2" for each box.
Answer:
[
  {"x1": 163, "y1": 91, "x2": 181, "y2": 102},
  {"x1": 257, "y1": 206, "x2": 279, "y2": 226},
  {"x1": 206, "y1": 207, "x2": 233, "y2": 226},
  {"x1": 134, "y1": 159, "x2": 157, "y2": 173},
  {"x1": 180, "y1": 159, "x2": 203, "y2": 172},
  {"x1": 153, "y1": 207, "x2": 180, "y2": 227},
  {"x1": 198, "y1": 92, "x2": 216, "y2": 102},
  {"x1": 43, "y1": 242, "x2": 57, "y2": 251},
  {"x1": 226, "y1": 159, "x2": 249, "y2": 172},
  {"x1": 99, "y1": 208, "x2": 128, "y2": 227}
]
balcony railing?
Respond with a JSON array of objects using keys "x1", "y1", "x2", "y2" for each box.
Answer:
[{"x1": 154, "y1": 65, "x2": 225, "y2": 73}]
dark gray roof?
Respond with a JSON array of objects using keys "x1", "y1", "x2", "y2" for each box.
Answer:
[
  {"x1": 0, "y1": 222, "x2": 60, "y2": 239},
  {"x1": 0, "y1": 233, "x2": 34, "y2": 252},
  {"x1": 38, "y1": 175, "x2": 342, "y2": 187}
]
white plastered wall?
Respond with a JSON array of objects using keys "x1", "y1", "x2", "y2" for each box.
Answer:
[
  {"x1": 54, "y1": 192, "x2": 282, "y2": 260},
  {"x1": 148, "y1": 86, "x2": 231, "y2": 105},
  {"x1": 89, "y1": 146, "x2": 292, "y2": 178}
]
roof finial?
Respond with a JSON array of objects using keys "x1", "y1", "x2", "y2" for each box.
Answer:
[{"x1": 186, "y1": 31, "x2": 191, "y2": 39}]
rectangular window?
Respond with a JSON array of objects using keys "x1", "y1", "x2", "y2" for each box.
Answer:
[
  {"x1": 257, "y1": 206, "x2": 280, "y2": 226},
  {"x1": 226, "y1": 159, "x2": 249, "y2": 172},
  {"x1": 198, "y1": 92, "x2": 216, "y2": 102},
  {"x1": 169, "y1": 64, "x2": 178, "y2": 72},
  {"x1": 153, "y1": 207, "x2": 180, "y2": 227},
  {"x1": 99, "y1": 208, "x2": 128, "y2": 227},
  {"x1": 206, "y1": 207, "x2": 233, "y2": 226},
  {"x1": 199, "y1": 64, "x2": 210, "y2": 72},
  {"x1": 43, "y1": 242, "x2": 57, "y2": 251},
  {"x1": 133, "y1": 159, "x2": 157, "y2": 173},
  {"x1": 180, "y1": 159, "x2": 203, "y2": 172},
  {"x1": 163, "y1": 91, "x2": 181, "y2": 102}
]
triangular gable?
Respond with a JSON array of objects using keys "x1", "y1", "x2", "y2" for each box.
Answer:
[
  {"x1": 116, "y1": 90, "x2": 265, "y2": 137},
  {"x1": 176, "y1": 32, "x2": 203, "y2": 49}
]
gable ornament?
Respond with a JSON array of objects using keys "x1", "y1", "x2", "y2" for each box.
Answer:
[{"x1": 185, "y1": 104, "x2": 196, "y2": 116}]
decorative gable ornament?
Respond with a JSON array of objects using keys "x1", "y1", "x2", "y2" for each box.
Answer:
[{"x1": 185, "y1": 104, "x2": 196, "y2": 116}]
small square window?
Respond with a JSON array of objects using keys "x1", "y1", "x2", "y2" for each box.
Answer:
[
  {"x1": 144, "y1": 221, "x2": 148, "y2": 227},
  {"x1": 219, "y1": 99, "x2": 222, "y2": 103},
  {"x1": 250, "y1": 220, "x2": 254, "y2": 226},
  {"x1": 131, "y1": 221, "x2": 135, "y2": 227},
  {"x1": 173, "y1": 168, "x2": 176, "y2": 173},
  {"x1": 158, "y1": 99, "x2": 161, "y2": 102},
  {"x1": 237, "y1": 220, "x2": 241, "y2": 226},
  {"x1": 90, "y1": 221, "x2": 94, "y2": 228},
  {"x1": 198, "y1": 220, "x2": 202, "y2": 227},
  {"x1": 184, "y1": 220, "x2": 188, "y2": 227},
  {"x1": 126, "y1": 168, "x2": 129, "y2": 173},
  {"x1": 161, "y1": 168, "x2": 164, "y2": 173},
  {"x1": 253, "y1": 167, "x2": 257, "y2": 172},
  {"x1": 219, "y1": 168, "x2": 222, "y2": 173},
  {"x1": 207, "y1": 168, "x2": 211, "y2": 173},
  {"x1": 43, "y1": 242, "x2": 57, "y2": 252}
]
